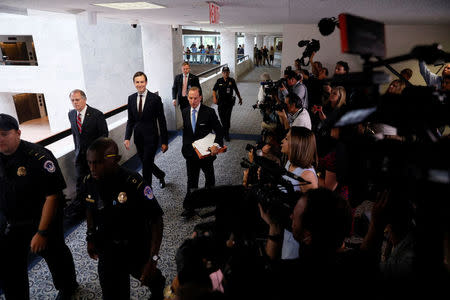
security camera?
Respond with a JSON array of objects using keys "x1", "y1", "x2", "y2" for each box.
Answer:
[{"x1": 131, "y1": 24, "x2": 137, "y2": 28}]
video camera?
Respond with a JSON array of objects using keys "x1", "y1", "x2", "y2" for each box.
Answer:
[
  {"x1": 298, "y1": 39, "x2": 320, "y2": 66},
  {"x1": 252, "y1": 79, "x2": 287, "y2": 126},
  {"x1": 240, "y1": 155, "x2": 307, "y2": 229}
]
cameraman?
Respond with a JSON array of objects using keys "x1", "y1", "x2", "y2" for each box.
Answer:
[
  {"x1": 276, "y1": 92, "x2": 311, "y2": 130},
  {"x1": 279, "y1": 70, "x2": 308, "y2": 110}
]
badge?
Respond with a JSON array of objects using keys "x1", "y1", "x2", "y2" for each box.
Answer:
[
  {"x1": 144, "y1": 186, "x2": 154, "y2": 200},
  {"x1": 228, "y1": 81, "x2": 232, "y2": 86},
  {"x1": 17, "y1": 166, "x2": 27, "y2": 176},
  {"x1": 43, "y1": 160, "x2": 56, "y2": 173},
  {"x1": 117, "y1": 192, "x2": 127, "y2": 203},
  {"x1": 226, "y1": 88, "x2": 230, "y2": 93},
  {"x1": 85, "y1": 194, "x2": 94, "y2": 203}
]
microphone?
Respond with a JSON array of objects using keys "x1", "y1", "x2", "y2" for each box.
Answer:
[{"x1": 318, "y1": 17, "x2": 339, "y2": 36}]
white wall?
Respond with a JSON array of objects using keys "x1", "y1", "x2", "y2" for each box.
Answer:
[
  {"x1": 76, "y1": 16, "x2": 144, "y2": 125},
  {"x1": 0, "y1": 10, "x2": 86, "y2": 132},
  {"x1": 282, "y1": 24, "x2": 450, "y2": 89},
  {"x1": 236, "y1": 58, "x2": 253, "y2": 79},
  {"x1": 141, "y1": 24, "x2": 178, "y2": 131},
  {"x1": 0, "y1": 92, "x2": 17, "y2": 117}
]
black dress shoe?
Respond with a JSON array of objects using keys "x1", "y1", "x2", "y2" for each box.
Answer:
[
  {"x1": 180, "y1": 209, "x2": 195, "y2": 219},
  {"x1": 55, "y1": 282, "x2": 79, "y2": 300},
  {"x1": 159, "y1": 177, "x2": 166, "y2": 188}
]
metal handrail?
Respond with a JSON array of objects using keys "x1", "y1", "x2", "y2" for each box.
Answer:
[
  {"x1": 237, "y1": 55, "x2": 249, "y2": 63},
  {"x1": 36, "y1": 104, "x2": 128, "y2": 147},
  {"x1": 1, "y1": 59, "x2": 37, "y2": 66},
  {"x1": 196, "y1": 63, "x2": 228, "y2": 78}
]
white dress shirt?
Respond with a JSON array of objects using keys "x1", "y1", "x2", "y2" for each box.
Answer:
[
  {"x1": 77, "y1": 105, "x2": 88, "y2": 124},
  {"x1": 137, "y1": 89, "x2": 148, "y2": 111}
]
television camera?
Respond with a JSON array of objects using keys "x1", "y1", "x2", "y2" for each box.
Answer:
[{"x1": 297, "y1": 39, "x2": 320, "y2": 66}]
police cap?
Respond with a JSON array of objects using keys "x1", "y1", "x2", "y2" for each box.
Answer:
[
  {"x1": 222, "y1": 66, "x2": 230, "y2": 73},
  {"x1": 0, "y1": 114, "x2": 19, "y2": 131}
]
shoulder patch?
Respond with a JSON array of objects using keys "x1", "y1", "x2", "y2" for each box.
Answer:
[
  {"x1": 43, "y1": 160, "x2": 56, "y2": 173},
  {"x1": 143, "y1": 185, "x2": 154, "y2": 200}
]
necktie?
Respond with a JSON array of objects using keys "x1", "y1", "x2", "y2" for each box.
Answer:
[
  {"x1": 192, "y1": 109, "x2": 197, "y2": 133},
  {"x1": 77, "y1": 112, "x2": 82, "y2": 133},
  {"x1": 182, "y1": 75, "x2": 188, "y2": 97},
  {"x1": 138, "y1": 94, "x2": 143, "y2": 117}
]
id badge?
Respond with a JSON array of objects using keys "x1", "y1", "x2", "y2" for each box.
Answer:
[{"x1": 226, "y1": 87, "x2": 230, "y2": 94}]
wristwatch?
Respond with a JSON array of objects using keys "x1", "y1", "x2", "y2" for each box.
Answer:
[{"x1": 151, "y1": 255, "x2": 160, "y2": 262}]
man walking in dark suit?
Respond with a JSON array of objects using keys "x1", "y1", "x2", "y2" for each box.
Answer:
[
  {"x1": 172, "y1": 62, "x2": 202, "y2": 111},
  {"x1": 124, "y1": 71, "x2": 168, "y2": 188},
  {"x1": 68, "y1": 89, "x2": 108, "y2": 218},
  {"x1": 181, "y1": 86, "x2": 223, "y2": 218}
]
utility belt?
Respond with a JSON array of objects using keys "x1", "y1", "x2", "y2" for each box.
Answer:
[
  {"x1": 0, "y1": 214, "x2": 37, "y2": 238},
  {"x1": 218, "y1": 95, "x2": 236, "y2": 106}
]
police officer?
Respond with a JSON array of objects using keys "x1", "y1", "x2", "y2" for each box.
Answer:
[
  {"x1": 0, "y1": 114, "x2": 78, "y2": 300},
  {"x1": 83, "y1": 137, "x2": 165, "y2": 300},
  {"x1": 212, "y1": 66, "x2": 243, "y2": 141}
]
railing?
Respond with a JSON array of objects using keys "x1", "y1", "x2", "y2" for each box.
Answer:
[
  {"x1": 237, "y1": 55, "x2": 249, "y2": 63},
  {"x1": 1, "y1": 58, "x2": 38, "y2": 66},
  {"x1": 196, "y1": 63, "x2": 228, "y2": 78},
  {"x1": 37, "y1": 104, "x2": 128, "y2": 147},
  {"x1": 184, "y1": 52, "x2": 220, "y2": 64}
]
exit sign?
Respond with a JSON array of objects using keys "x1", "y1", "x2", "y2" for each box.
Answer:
[{"x1": 209, "y1": 2, "x2": 220, "y2": 24}]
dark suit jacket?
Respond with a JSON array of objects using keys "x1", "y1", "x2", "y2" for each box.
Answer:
[
  {"x1": 182, "y1": 104, "x2": 223, "y2": 159},
  {"x1": 125, "y1": 90, "x2": 168, "y2": 148},
  {"x1": 69, "y1": 105, "x2": 108, "y2": 162},
  {"x1": 172, "y1": 73, "x2": 202, "y2": 104}
]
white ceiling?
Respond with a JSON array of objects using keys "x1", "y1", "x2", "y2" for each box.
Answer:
[{"x1": 0, "y1": 0, "x2": 449, "y2": 34}]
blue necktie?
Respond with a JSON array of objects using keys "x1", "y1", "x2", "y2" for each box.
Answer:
[{"x1": 192, "y1": 109, "x2": 197, "y2": 133}]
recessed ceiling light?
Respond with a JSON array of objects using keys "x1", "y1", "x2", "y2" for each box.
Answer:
[{"x1": 92, "y1": 2, "x2": 165, "y2": 10}]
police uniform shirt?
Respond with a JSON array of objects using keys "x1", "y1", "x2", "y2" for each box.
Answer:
[
  {"x1": 82, "y1": 166, "x2": 163, "y2": 243},
  {"x1": 0, "y1": 140, "x2": 66, "y2": 224},
  {"x1": 213, "y1": 77, "x2": 238, "y2": 105}
]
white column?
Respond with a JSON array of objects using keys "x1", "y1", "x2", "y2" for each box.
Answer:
[
  {"x1": 256, "y1": 35, "x2": 263, "y2": 48},
  {"x1": 263, "y1": 36, "x2": 269, "y2": 47},
  {"x1": 220, "y1": 31, "x2": 237, "y2": 77},
  {"x1": 0, "y1": 93, "x2": 17, "y2": 119},
  {"x1": 244, "y1": 33, "x2": 255, "y2": 62},
  {"x1": 141, "y1": 24, "x2": 182, "y2": 131},
  {"x1": 268, "y1": 36, "x2": 275, "y2": 48}
]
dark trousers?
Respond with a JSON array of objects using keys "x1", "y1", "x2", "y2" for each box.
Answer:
[
  {"x1": 136, "y1": 142, "x2": 157, "y2": 187},
  {"x1": 184, "y1": 157, "x2": 215, "y2": 209},
  {"x1": 97, "y1": 243, "x2": 165, "y2": 300},
  {"x1": 0, "y1": 215, "x2": 77, "y2": 299},
  {"x1": 218, "y1": 104, "x2": 233, "y2": 135},
  {"x1": 69, "y1": 155, "x2": 90, "y2": 219},
  {"x1": 179, "y1": 96, "x2": 189, "y2": 112},
  {"x1": 152, "y1": 163, "x2": 165, "y2": 181}
]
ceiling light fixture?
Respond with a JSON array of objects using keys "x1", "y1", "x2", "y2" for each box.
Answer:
[{"x1": 92, "y1": 2, "x2": 165, "y2": 10}]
